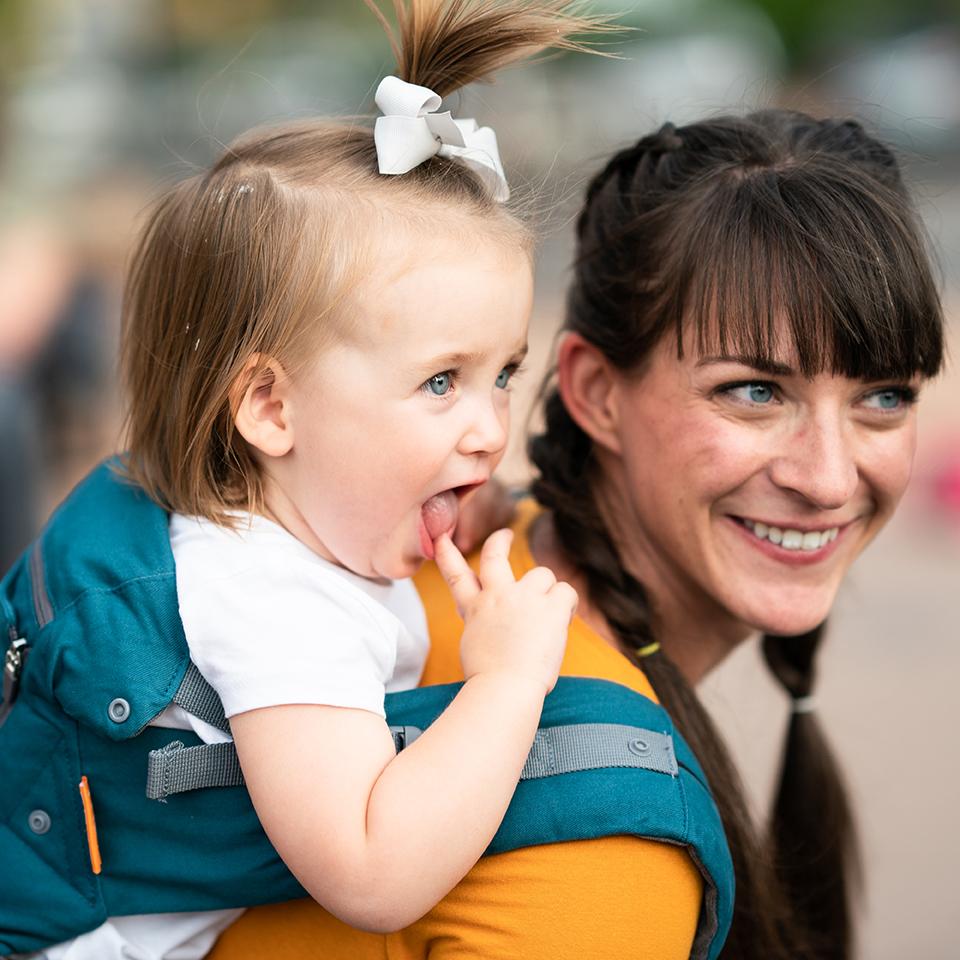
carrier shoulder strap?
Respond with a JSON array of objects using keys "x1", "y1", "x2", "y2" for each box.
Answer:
[
  {"x1": 147, "y1": 665, "x2": 678, "y2": 800},
  {"x1": 173, "y1": 662, "x2": 230, "y2": 733}
]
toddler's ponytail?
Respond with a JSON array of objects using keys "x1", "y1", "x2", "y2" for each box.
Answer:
[{"x1": 366, "y1": 0, "x2": 609, "y2": 98}]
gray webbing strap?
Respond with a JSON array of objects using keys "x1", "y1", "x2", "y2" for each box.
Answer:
[
  {"x1": 172, "y1": 663, "x2": 230, "y2": 734},
  {"x1": 521, "y1": 723, "x2": 677, "y2": 779},
  {"x1": 149, "y1": 662, "x2": 425, "y2": 798},
  {"x1": 146, "y1": 726, "x2": 420, "y2": 800},
  {"x1": 147, "y1": 740, "x2": 243, "y2": 801},
  {"x1": 146, "y1": 721, "x2": 675, "y2": 800}
]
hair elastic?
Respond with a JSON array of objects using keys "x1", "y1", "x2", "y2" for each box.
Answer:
[
  {"x1": 634, "y1": 641, "x2": 660, "y2": 658},
  {"x1": 791, "y1": 695, "x2": 817, "y2": 715}
]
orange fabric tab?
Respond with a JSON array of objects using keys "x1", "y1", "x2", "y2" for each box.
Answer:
[{"x1": 78, "y1": 775, "x2": 102, "y2": 875}]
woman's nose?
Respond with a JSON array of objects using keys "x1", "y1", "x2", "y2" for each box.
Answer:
[
  {"x1": 458, "y1": 396, "x2": 508, "y2": 457},
  {"x1": 769, "y1": 417, "x2": 859, "y2": 510}
]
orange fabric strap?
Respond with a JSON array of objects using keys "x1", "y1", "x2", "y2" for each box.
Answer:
[{"x1": 78, "y1": 775, "x2": 102, "y2": 875}]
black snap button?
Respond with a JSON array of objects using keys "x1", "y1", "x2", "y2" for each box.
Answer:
[
  {"x1": 108, "y1": 697, "x2": 131, "y2": 723},
  {"x1": 28, "y1": 810, "x2": 51, "y2": 834}
]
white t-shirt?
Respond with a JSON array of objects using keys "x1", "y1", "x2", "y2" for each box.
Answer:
[
  {"x1": 170, "y1": 511, "x2": 429, "y2": 720},
  {"x1": 39, "y1": 512, "x2": 429, "y2": 960}
]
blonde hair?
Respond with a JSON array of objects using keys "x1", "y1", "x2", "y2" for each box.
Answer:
[{"x1": 120, "y1": 1, "x2": 610, "y2": 524}]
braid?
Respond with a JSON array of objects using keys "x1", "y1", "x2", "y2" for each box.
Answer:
[
  {"x1": 577, "y1": 122, "x2": 685, "y2": 239},
  {"x1": 762, "y1": 629, "x2": 862, "y2": 960},
  {"x1": 530, "y1": 393, "x2": 656, "y2": 649},
  {"x1": 530, "y1": 400, "x2": 799, "y2": 960}
]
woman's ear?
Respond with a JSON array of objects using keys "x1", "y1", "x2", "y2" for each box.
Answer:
[
  {"x1": 556, "y1": 332, "x2": 623, "y2": 456},
  {"x1": 232, "y1": 355, "x2": 295, "y2": 458}
]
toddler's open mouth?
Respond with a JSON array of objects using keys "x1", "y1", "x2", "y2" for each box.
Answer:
[{"x1": 418, "y1": 483, "x2": 485, "y2": 559}]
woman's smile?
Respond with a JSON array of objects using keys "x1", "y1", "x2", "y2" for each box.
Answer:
[{"x1": 724, "y1": 513, "x2": 857, "y2": 567}]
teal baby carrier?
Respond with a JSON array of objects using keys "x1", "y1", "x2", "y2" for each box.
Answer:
[{"x1": 0, "y1": 462, "x2": 733, "y2": 959}]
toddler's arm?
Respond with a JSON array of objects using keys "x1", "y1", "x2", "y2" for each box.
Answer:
[{"x1": 230, "y1": 528, "x2": 576, "y2": 933}]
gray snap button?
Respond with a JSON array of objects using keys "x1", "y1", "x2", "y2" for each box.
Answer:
[
  {"x1": 108, "y1": 697, "x2": 131, "y2": 723},
  {"x1": 628, "y1": 737, "x2": 650, "y2": 756},
  {"x1": 28, "y1": 810, "x2": 51, "y2": 834}
]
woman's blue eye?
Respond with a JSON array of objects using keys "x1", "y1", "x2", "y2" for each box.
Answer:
[
  {"x1": 727, "y1": 382, "x2": 775, "y2": 405},
  {"x1": 425, "y1": 372, "x2": 452, "y2": 396},
  {"x1": 747, "y1": 384, "x2": 773, "y2": 403},
  {"x1": 863, "y1": 388, "x2": 912, "y2": 411},
  {"x1": 495, "y1": 367, "x2": 513, "y2": 389}
]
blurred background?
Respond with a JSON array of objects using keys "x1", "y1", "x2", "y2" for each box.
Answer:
[{"x1": 1, "y1": 1, "x2": 957, "y2": 955}]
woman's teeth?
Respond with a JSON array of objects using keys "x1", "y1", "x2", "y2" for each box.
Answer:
[{"x1": 742, "y1": 519, "x2": 839, "y2": 551}]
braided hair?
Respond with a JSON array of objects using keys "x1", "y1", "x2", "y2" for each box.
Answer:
[{"x1": 530, "y1": 111, "x2": 944, "y2": 959}]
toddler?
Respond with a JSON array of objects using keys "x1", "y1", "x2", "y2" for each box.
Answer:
[{"x1": 40, "y1": 1, "x2": 608, "y2": 958}]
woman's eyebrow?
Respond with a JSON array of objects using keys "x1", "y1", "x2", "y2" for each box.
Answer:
[{"x1": 696, "y1": 354, "x2": 795, "y2": 376}]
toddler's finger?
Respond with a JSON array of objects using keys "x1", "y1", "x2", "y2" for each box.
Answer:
[
  {"x1": 550, "y1": 580, "x2": 579, "y2": 620},
  {"x1": 519, "y1": 565, "x2": 557, "y2": 593},
  {"x1": 478, "y1": 528, "x2": 516, "y2": 590},
  {"x1": 434, "y1": 533, "x2": 480, "y2": 615}
]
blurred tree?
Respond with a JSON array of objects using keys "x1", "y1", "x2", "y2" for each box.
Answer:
[
  {"x1": 0, "y1": 0, "x2": 31, "y2": 66},
  {"x1": 750, "y1": 0, "x2": 958, "y2": 69},
  {"x1": 165, "y1": 0, "x2": 374, "y2": 46},
  {"x1": 0, "y1": 0, "x2": 35, "y2": 127}
]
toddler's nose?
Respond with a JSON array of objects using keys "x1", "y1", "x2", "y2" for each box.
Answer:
[{"x1": 458, "y1": 398, "x2": 508, "y2": 457}]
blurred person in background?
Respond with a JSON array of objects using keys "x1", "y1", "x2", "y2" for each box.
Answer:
[
  {"x1": 0, "y1": 219, "x2": 111, "y2": 572},
  {"x1": 0, "y1": 222, "x2": 60, "y2": 571},
  {"x1": 0, "y1": 3, "x2": 126, "y2": 575}
]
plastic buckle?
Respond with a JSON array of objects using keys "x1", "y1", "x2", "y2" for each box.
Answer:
[
  {"x1": 390, "y1": 725, "x2": 423, "y2": 752},
  {"x1": 1, "y1": 634, "x2": 28, "y2": 725}
]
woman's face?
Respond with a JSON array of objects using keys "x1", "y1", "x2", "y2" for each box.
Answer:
[{"x1": 600, "y1": 328, "x2": 921, "y2": 638}]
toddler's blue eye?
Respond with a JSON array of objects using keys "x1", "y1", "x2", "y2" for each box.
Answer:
[
  {"x1": 426, "y1": 372, "x2": 452, "y2": 396},
  {"x1": 495, "y1": 367, "x2": 513, "y2": 389}
]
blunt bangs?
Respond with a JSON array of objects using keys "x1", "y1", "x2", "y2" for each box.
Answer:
[{"x1": 670, "y1": 161, "x2": 945, "y2": 380}]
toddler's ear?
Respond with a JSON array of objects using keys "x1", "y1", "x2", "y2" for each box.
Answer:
[{"x1": 232, "y1": 355, "x2": 295, "y2": 458}]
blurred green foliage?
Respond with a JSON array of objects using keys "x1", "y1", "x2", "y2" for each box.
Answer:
[
  {"x1": 751, "y1": 0, "x2": 959, "y2": 67},
  {"x1": 1, "y1": 0, "x2": 958, "y2": 82},
  {"x1": 0, "y1": 0, "x2": 31, "y2": 73}
]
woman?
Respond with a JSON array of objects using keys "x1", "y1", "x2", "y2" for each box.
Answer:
[{"x1": 209, "y1": 111, "x2": 943, "y2": 959}]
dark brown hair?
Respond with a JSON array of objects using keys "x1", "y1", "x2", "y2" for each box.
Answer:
[
  {"x1": 121, "y1": 0, "x2": 609, "y2": 523},
  {"x1": 530, "y1": 111, "x2": 944, "y2": 959}
]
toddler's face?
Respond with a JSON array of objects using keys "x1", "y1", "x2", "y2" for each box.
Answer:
[{"x1": 275, "y1": 230, "x2": 533, "y2": 580}]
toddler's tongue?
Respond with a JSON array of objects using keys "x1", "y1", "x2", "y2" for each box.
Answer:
[{"x1": 420, "y1": 490, "x2": 459, "y2": 556}]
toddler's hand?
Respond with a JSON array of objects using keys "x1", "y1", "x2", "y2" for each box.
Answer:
[{"x1": 434, "y1": 529, "x2": 577, "y2": 695}]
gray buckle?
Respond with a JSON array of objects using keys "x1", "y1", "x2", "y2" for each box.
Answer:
[
  {"x1": 1, "y1": 634, "x2": 28, "y2": 725},
  {"x1": 390, "y1": 725, "x2": 422, "y2": 752}
]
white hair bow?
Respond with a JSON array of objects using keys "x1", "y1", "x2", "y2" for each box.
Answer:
[{"x1": 374, "y1": 75, "x2": 510, "y2": 202}]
